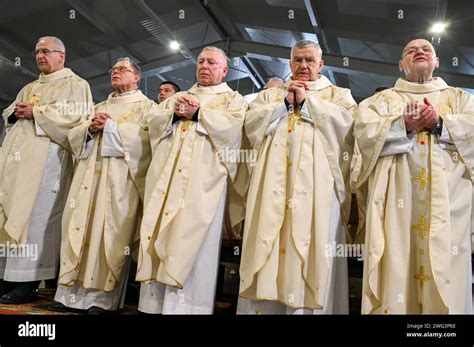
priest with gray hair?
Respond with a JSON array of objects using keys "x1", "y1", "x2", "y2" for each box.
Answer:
[
  {"x1": 238, "y1": 39, "x2": 356, "y2": 314},
  {"x1": 50, "y1": 57, "x2": 160, "y2": 314},
  {"x1": 136, "y1": 46, "x2": 247, "y2": 314},
  {"x1": 0, "y1": 36, "x2": 93, "y2": 304}
]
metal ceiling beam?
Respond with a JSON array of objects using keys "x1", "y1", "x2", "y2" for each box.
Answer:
[
  {"x1": 195, "y1": 0, "x2": 267, "y2": 88},
  {"x1": 303, "y1": 2, "x2": 325, "y2": 54},
  {"x1": 0, "y1": 36, "x2": 38, "y2": 74},
  {"x1": 304, "y1": 0, "x2": 337, "y2": 84},
  {"x1": 135, "y1": 0, "x2": 196, "y2": 65},
  {"x1": 89, "y1": 39, "x2": 474, "y2": 90},
  {"x1": 87, "y1": 41, "x2": 226, "y2": 87},
  {"x1": 228, "y1": 39, "x2": 474, "y2": 89},
  {"x1": 66, "y1": 0, "x2": 148, "y2": 63}
]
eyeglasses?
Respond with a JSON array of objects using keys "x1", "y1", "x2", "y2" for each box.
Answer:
[
  {"x1": 33, "y1": 49, "x2": 63, "y2": 57},
  {"x1": 402, "y1": 45, "x2": 434, "y2": 57},
  {"x1": 109, "y1": 66, "x2": 136, "y2": 74}
]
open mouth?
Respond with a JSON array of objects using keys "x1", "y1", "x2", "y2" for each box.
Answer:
[{"x1": 414, "y1": 56, "x2": 427, "y2": 62}]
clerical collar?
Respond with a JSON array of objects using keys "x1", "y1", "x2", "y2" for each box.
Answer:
[
  {"x1": 38, "y1": 67, "x2": 74, "y2": 84},
  {"x1": 114, "y1": 89, "x2": 139, "y2": 97},
  {"x1": 197, "y1": 83, "x2": 220, "y2": 87},
  {"x1": 407, "y1": 78, "x2": 433, "y2": 84}
]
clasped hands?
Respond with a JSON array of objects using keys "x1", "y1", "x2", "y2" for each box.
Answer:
[
  {"x1": 89, "y1": 112, "x2": 111, "y2": 133},
  {"x1": 403, "y1": 98, "x2": 439, "y2": 132},
  {"x1": 286, "y1": 81, "x2": 308, "y2": 107},
  {"x1": 14, "y1": 102, "x2": 34, "y2": 120},
  {"x1": 174, "y1": 95, "x2": 200, "y2": 119}
]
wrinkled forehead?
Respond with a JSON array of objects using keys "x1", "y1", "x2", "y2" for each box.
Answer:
[
  {"x1": 113, "y1": 60, "x2": 132, "y2": 69},
  {"x1": 292, "y1": 46, "x2": 320, "y2": 59},
  {"x1": 198, "y1": 50, "x2": 226, "y2": 65},
  {"x1": 403, "y1": 39, "x2": 434, "y2": 52}
]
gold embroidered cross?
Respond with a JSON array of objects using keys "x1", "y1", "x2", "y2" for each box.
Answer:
[
  {"x1": 320, "y1": 115, "x2": 330, "y2": 123},
  {"x1": 461, "y1": 134, "x2": 473, "y2": 144},
  {"x1": 29, "y1": 94, "x2": 40, "y2": 105},
  {"x1": 411, "y1": 215, "x2": 430, "y2": 240},
  {"x1": 414, "y1": 265, "x2": 431, "y2": 290},
  {"x1": 411, "y1": 167, "x2": 431, "y2": 190},
  {"x1": 287, "y1": 106, "x2": 301, "y2": 133},
  {"x1": 436, "y1": 97, "x2": 454, "y2": 116},
  {"x1": 117, "y1": 111, "x2": 134, "y2": 124}
]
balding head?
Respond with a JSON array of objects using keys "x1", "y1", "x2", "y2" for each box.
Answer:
[
  {"x1": 399, "y1": 38, "x2": 439, "y2": 82},
  {"x1": 401, "y1": 39, "x2": 436, "y2": 59}
]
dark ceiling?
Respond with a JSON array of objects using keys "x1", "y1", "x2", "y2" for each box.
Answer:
[{"x1": 0, "y1": 0, "x2": 473, "y2": 111}]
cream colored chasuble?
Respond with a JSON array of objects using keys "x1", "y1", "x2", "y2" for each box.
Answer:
[
  {"x1": 355, "y1": 77, "x2": 473, "y2": 314},
  {"x1": 239, "y1": 76, "x2": 356, "y2": 313}
]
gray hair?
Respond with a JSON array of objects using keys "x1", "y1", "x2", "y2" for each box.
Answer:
[
  {"x1": 37, "y1": 36, "x2": 66, "y2": 53},
  {"x1": 291, "y1": 40, "x2": 322, "y2": 59},
  {"x1": 199, "y1": 46, "x2": 228, "y2": 66},
  {"x1": 116, "y1": 57, "x2": 142, "y2": 75}
]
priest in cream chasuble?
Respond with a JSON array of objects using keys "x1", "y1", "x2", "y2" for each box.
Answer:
[
  {"x1": 53, "y1": 58, "x2": 159, "y2": 312},
  {"x1": 136, "y1": 47, "x2": 247, "y2": 314},
  {"x1": 355, "y1": 39, "x2": 473, "y2": 314},
  {"x1": 238, "y1": 40, "x2": 356, "y2": 314},
  {"x1": 0, "y1": 36, "x2": 92, "y2": 304}
]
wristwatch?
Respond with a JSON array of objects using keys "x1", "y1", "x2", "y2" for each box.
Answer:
[{"x1": 430, "y1": 119, "x2": 443, "y2": 135}]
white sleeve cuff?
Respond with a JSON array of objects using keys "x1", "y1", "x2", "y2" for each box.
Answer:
[
  {"x1": 101, "y1": 119, "x2": 124, "y2": 157},
  {"x1": 380, "y1": 131, "x2": 416, "y2": 156},
  {"x1": 385, "y1": 116, "x2": 408, "y2": 142},
  {"x1": 196, "y1": 121, "x2": 208, "y2": 135},
  {"x1": 266, "y1": 102, "x2": 287, "y2": 135},
  {"x1": 438, "y1": 122, "x2": 456, "y2": 150},
  {"x1": 439, "y1": 122, "x2": 453, "y2": 144},
  {"x1": 299, "y1": 103, "x2": 314, "y2": 125},
  {"x1": 35, "y1": 122, "x2": 47, "y2": 137}
]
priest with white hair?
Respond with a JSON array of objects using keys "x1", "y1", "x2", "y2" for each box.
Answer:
[
  {"x1": 136, "y1": 46, "x2": 247, "y2": 314},
  {"x1": 238, "y1": 40, "x2": 356, "y2": 314},
  {"x1": 50, "y1": 57, "x2": 160, "y2": 314},
  {"x1": 0, "y1": 36, "x2": 92, "y2": 304}
]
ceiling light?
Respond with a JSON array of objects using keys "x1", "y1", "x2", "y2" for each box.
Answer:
[
  {"x1": 170, "y1": 41, "x2": 180, "y2": 50},
  {"x1": 430, "y1": 22, "x2": 447, "y2": 34}
]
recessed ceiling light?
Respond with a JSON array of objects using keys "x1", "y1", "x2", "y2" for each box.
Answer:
[
  {"x1": 430, "y1": 22, "x2": 447, "y2": 33},
  {"x1": 170, "y1": 41, "x2": 180, "y2": 50}
]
